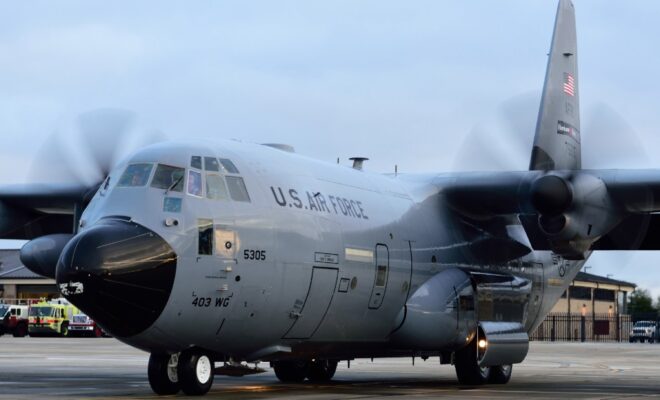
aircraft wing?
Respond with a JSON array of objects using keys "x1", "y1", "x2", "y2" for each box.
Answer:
[
  {"x1": 442, "y1": 169, "x2": 660, "y2": 258},
  {"x1": 0, "y1": 183, "x2": 94, "y2": 239}
]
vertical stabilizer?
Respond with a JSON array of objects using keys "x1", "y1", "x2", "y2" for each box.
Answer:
[{"x1": 529, "y1": 0, "x2": 580, "y2": 171}]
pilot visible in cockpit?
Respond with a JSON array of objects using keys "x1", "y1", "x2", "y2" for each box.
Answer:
[{"x1": 188, "y1": 171, "x2": 202, "y2": 197}]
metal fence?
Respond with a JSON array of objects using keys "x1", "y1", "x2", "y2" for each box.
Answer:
[{"x1": 530, "y1": 313, "x2": 633, "y2": 342}]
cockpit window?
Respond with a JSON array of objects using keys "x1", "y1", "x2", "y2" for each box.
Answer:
[
  {"x1": 226, "y1": 176, "x2": 251, "y2": 202},
  {"x1": 206, "y1": 174, "x2": 229, "y2": 200},
  {"x1": 187, "y1": 170, "x2": 203, "y2": 197},
  {"x1": 191, "y1": 156, "x2": 202, "y2": 170},
  {"x1": 151, "y1": 164, "x2": 185, "y2": 192},
  {"x1": 117, "y1": 163, "x2": 153, "y2": 187},
  {"x1": 204, "y1": 157, "x2": 220, "y2": 172},
  {"x1": 219, "y1": 158, "x2": 239, "y2": 174}
]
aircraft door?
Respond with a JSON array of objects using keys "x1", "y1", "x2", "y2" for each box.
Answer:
[
  {"x1": 368, "y1": 244, "x2": 389, "y2": 309},
  {"x1": 283, "y1": 267, "x2": 338, "y2": 339}
]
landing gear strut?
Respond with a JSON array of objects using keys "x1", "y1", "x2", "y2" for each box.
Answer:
[{"x1": 454, "y1": 337, "x2": 512, "y2": 385}]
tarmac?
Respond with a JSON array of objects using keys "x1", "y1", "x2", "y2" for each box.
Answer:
[{"x1": 1, "y1": 337, "x2": 660, "y2": 399}]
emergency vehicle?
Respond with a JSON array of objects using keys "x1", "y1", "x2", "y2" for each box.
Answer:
[
  {"x1": 0, "y1": 304, "x2": 29, "y2": 337},
  {"x1": 28, "y1": 298, "x2": 79, "y2": 337}
]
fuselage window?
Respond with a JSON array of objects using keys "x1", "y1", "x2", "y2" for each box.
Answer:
[
  {"x1": 375, "y1": 264, "x2": 387, "y2": 287},
  {"x1": 206, "y1": 173, "x2": 229, "y2": 200},
  {"x1": 198, "y1": 219, "x2": 213, "y2": 255},
  {"x1": 191, "y1": 156, "x2": 202, "y2": 170},
  {"x1": 151, "y1": 164, "x2": 185, "y2": 192},
  {"x1": 219, "y1": 158, "x2": 240, "y2": 174},
  {"x1": 117, "y1": 163, "x2": 153, "y2": 187},
  {"x1": 204, "y1": 157, "x2": 220, "y2": 172},
  {"x1": 187, "y1": 170, "x2": 203, "y2": 197},
  {"x1": 225, "y1": 176, "x2": 251, "y2": 202}
]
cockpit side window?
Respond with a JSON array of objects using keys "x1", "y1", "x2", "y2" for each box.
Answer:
[
  {"x1": 226, "y1": 176, "x2": 251, "y2": 202},
  {"x1": 206, "y1": 174, "x2": 229, "y2": 200},
  {"x1": 204, "y1": 157, "x2": 220, "y2": 172},
  {"x1": 151, "y1": 164, "x2": 185, "y2": 192},
  {"x1": 219, "y1": 158, "x2": 240, "y2": 174},
  {"x1": 191, "y1": 156, "x2": 202, "y2": 170},
  {"x1": 117, "y1": 163, "x2": 153, "y2": 187},
  {"x1": 187, "y1": 170, "x2": 203, "y2": 197}
]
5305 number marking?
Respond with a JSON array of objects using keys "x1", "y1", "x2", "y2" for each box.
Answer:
[{"x1": 244, "y1": 249, "x2": 266, "y2": 261}]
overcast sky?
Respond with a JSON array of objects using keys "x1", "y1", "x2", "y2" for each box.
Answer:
[{"x1": 2, "y1": 1, "x2": 660, "y2": 297}]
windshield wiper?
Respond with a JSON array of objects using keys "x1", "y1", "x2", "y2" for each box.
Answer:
[{"x1": 165, "y1": 176, "x2": 184, "y2": 195}]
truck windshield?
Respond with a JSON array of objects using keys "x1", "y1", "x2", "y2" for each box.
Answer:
[
  {"x1": 29, "y1": 307, "x2": 53, "y2": 317},
  {"x1": 0, "y1": 305, "x2": 8, "y2": 317}
]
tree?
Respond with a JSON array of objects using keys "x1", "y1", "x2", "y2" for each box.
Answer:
[{"x1": 628, "y1": 289, "x2": 656, "y2": 314}]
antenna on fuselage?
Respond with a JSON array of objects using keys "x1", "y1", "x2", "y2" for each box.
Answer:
[{"x1": 349, "y1": 157, "x2": 369, "y2": 171}]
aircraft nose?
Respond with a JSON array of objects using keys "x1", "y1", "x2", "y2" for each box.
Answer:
[{"x1": 56, "y1": 218, "x2": 177, "y2": 338}]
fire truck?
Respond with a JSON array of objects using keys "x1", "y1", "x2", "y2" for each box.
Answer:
[
  {"x1": 28, "y1": 298, "x2": 79, "y2": 337},
  {"x1": 0, "y1": 304, "x2": 29, "y2": 337},
  {"x1": 69, "y1": 313, "x2": 105, "y2": 337}
]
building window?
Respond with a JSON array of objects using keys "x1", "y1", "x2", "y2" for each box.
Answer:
[
  {"x1": 594, "y1": 288, "x2": 616, "y2": 302},
  {"x1": 569, "y1": 286, "x2": 591, "y2": 300}
]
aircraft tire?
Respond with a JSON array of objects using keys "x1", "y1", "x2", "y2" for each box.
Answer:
[
  {"x1": 148, "y1": 353, "x2": 180, "y2": 395},
  {"x1": 307, "y1": 359, "x2": 338, "y2": 382},
  {"x1": 454, "y1": 338, "x2": 490, "y2": 385},
  {"x1": 273, "y1": 360, "x2": 309, "y2": 383},
  {"x1": 488, "y1": 365, "x2": 512, "y2": 384},
  {"x1": 178, "y1": 350, "x2": 214, "y2": 396}
]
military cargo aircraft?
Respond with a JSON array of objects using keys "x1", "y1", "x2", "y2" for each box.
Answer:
[{"x1": 2, "y1": 0, "x2": 658, "y2": 396}]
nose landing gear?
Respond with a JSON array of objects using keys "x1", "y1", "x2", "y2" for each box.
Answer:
[{"x1": 148, "y1": 350, "x2": 215, "y2": 396}]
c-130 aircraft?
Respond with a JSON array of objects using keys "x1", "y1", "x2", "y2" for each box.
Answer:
[{"x1": 2, "y1": 0, "x2": 658, "y2": 396}]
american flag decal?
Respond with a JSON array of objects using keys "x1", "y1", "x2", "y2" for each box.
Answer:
[{"x1": 563, "y1": 73, "x2": 575, "y2": 96}]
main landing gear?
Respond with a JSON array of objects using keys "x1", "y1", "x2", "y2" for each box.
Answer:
[
  {"x1": 272, "y1": 359, "x2": 338, "y2": 383},
  {"x1": 454, "y1": 337, "x2": 512, "y2": 385},
  {"x1": 148, "y1": 349, "x2": 215, "y2": 396}
]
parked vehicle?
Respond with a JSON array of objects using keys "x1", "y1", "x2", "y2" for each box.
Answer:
[
  {"x1": 28, "y1": 298, "x2": 79, "y2": 337},
  {"x1": 629, "y1": 321, "x2": 658, "y2": 343},
  {"x1": 69, "y1": 313, "x2": 105, "y2": 337},
  {"x1": 0, "y1": 304, "x2": 29, "y2": 337}
]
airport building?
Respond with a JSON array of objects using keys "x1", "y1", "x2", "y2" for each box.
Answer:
[
  {"x1": 552, "y1": 272, "x2": 636, "y2": 316},
  {"x1": 0, "y1": 250, "x2": 58, "y2": 302}
]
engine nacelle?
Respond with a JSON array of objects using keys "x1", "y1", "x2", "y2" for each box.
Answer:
[
  {"x1": 20, "y1": 234, "x2": 73, "y2": 279},
  {"x1": 390, "y1": 268, "x2": 476, "y2": 350},
  {"x1": 390, "y1": 268, "x2": 532, "y2": 364},
  {"x1": 477, "y1": 322, "x2": 529, "y2": 367},
  {"x1": 528, "y1": 172, "x2": 623, "y2": 259}
]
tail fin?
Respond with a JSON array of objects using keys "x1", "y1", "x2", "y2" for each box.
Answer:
[{"x1": 529, "y1": 0, "x2": 580, "y2": 171}]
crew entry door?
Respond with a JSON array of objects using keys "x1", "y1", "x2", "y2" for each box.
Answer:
[
  {"x1": 283, "y1": 267, "x2": 338, "y2": 339},
  {"x1": 368, "y1": 244, "x2": 389, "y2": 309}
]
